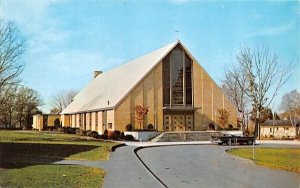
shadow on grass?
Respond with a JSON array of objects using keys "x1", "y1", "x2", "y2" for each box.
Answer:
[{"x1": 0, "y1": 142, "x2": 99, "y2": 169}]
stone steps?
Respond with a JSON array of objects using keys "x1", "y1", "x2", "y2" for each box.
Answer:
[{"x1": 150, "y1": 132, "x2": 165, "y2": 142}]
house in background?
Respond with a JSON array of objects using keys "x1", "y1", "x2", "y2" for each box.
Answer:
[
  {"x1": 32, "y1": 114, "x2": 61, "y2": 131},
  {"x1": 260, "y1": 118, "x2": 300, "y2": 140},
  {"x1": 61, "y1": 41, "x2": 237, "y2": 134}
]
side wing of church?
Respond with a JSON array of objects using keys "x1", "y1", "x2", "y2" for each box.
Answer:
[{"x1": 61, "y1": 41, "x2": 237, "y2": 134}]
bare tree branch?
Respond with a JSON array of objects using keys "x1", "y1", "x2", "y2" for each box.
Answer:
[
  {"x1": 229, "y1": 45, "x2": 294, "y2": 138},
  {"x1": 50, "y1": 89, "x2": 78, "y2": 113}
]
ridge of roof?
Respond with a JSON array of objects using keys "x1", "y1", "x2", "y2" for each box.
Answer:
[{"x1": 61, "y1": 41, "x2": 179, "y2": 114}]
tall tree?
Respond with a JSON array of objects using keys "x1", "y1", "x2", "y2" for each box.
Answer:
[
  {"x1": 0, "y1": 19, "x2": 25, "y2": 128},
  {"x1": 15, "y1": 86, "x2": 43, "y2": 129},
  {"x1": 50, "y1": 89, "x2": 78, "y2": 113},
  {"x1": 0, "y1": 85, "x2": 18, "y2": 128},
  {"x1": 280, "y1": 90, "x2": 300, "y2": 139},
  {"x1": 230, "y1": 45, "x2": 293, "y2": 138},
  {"x1": 280, "y1": 90, "x2": 300, "y2": 120},
  {"x1": 0, "y1": 19, "x2": 25, "y2": 91},
  {"x1": 222, "y1": 68, "x2": 249, "y2": 130}
]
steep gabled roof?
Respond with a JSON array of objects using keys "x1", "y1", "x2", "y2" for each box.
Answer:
[{"x1": 61, "y1": 41, "x2": 178, "y2": 114}]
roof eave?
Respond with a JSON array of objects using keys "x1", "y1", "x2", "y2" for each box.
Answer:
[{"x1": 61, "y1": 106, "x2": 114, "y2": 115}]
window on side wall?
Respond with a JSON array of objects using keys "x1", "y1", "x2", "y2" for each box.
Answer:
[{"x1": 108, "y1": 123, "x2": 112, "y2": 129}]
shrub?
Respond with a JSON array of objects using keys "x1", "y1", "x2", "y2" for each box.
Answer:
[
  {"x1": 126, "y1": 124, "x2": 133, "y2": 131},
  {"x1": 75, "y1": 128, "x2": 81, "y2": 135},
  {"x1": 108, "y1": 130, "x2": 121, "y2": 140},
  {"x1": 54, "y1": 118, "x2": 61, "y2": 128},
  {"x1": 65, "y1": 127, "x2": 77, "y2": 134},
  {"x1": 109, "y1": 132, "x2": 118, "y2": 140},
  {"x1": 100, "y1": 134, "x2": 108, "y2": 139},
  {"x1": 90, "y1": 131, "x2": 99, "y2": 138},
  {"x1": 100, "y1": 129, "x2": 109, "y2": 139},
  {"x1": 124, "y1": 134, "x2": 135, "y2": 141},
  {"x1": 47, "y1": 126, "x2": 54, "y2": 131},
  {"x1": 57, "y1": 127, "x2": 65, "y2": 132},
  {"x1": 148, "y1": 124, "x2": 154, "y2": 130},
  {"x1": 86, "y1": 130, "x2": 99, "y2": 138},
  {"x1": 76, "y1": 129, "x2": 87, "y2": 136},
  {"x1": 114, "y1": 130, "x2": 121, "y2": 137},
  {"x1": 86, "y1": 130, "x2": 93, "y2": 137},
  {"x1": 119, "y1": 132, "x2": 125, "y2": 139}
]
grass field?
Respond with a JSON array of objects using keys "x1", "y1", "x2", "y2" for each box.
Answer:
[
  {"x1": 0, "y1": 130, "x2": 118, "y2": 187},
  {"x1": 228, "y1": 147, "x2": 300, "y2": 173},
  {"x1": 0, "y1": 165, "x2": 105, "y2": 188},
  {"x1": 0, "y1": 130, "x2": 118, "y2": 160}
]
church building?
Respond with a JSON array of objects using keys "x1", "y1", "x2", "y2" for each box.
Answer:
[{"x1": 61, "y1": 41, "x2": 237, "y2": 134}]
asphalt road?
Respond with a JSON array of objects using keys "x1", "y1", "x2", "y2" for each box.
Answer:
[
  {"x1": 137, "y1": 145, "x2": 300, "y2": 188},
  {"x1": 55, "y1": 144, "x2": 300, "y2": 188}
]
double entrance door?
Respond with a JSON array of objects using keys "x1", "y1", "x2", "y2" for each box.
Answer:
[{"x1": 163, "y1": 113, "x2": 194, "y2": 132}]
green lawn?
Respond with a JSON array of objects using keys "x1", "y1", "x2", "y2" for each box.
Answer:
[
  {"x1": 0, "y1": 130, "x2": 118, "y2": 187},
  {"x1": 0, "y1": 165, "x2": 105, "y2": 188},
  {"x1": 228, "y1": 147, "x2": 300, "y2": 173},
  {"x1": 0, "y1": 130, "x2": 118, "y2": 160}
]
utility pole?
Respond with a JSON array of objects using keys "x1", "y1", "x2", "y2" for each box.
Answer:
[{"x1": 272, "y1": 111, "x2": 275, "y2": 140}]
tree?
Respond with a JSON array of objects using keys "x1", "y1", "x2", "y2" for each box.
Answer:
[
  {"x1": 229, "y1": 45, "x2": 293, "y2": 138},
  {"x1": 0, "y1": 19, "x2": 25, "y2": 128},
  {"x1": 216, "y1": 109, "x2": 230, "y2": 130},
  {"x1": 250, "y1": 107, "x2": 273, "y2": 124},
  {"x1": 0, "y1": 19, "x2": 25, "y2": 92},
  {"x1": 50, "y1": 89, "x2": 78, "y2": 113},
  {"x1": 14, "y1": 86, "x2": 43, "y2": 129},
  {"x1": 0, "y1": 85, "x2": 18, "y2": 128},
  {"x1": 221, "y1": 69, "x2": 249, "y2": 130},
  {"x1": 280, "y1": 90, "x2": 300, "y2": 139},
  {"x1": 280, "y1": 90, "x2": 300, "y2": 120},
  {"x1": 134, "y1": 105, "x2": 149, "y2": 129}
]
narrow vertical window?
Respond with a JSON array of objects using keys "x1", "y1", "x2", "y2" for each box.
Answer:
[
  {"x1": 95, "y1": 112, "x2": 98, "y2": 128},
  {"x1": 162, "y1": 44, "x2": 193, "y2": 107},
  {"x1": 171, "y1": 46, "x2": 184, "y2": 105},
  {"x1": 163, "y1": 54, "x2": 171, "y2": 105},
  {"x1": 185, "y1": 54, "x2": 192, "y2": 105}
]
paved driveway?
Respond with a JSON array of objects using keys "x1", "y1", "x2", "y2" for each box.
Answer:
[{"x1": 137, "y1": 145, "x2": 300, "y2": 188}]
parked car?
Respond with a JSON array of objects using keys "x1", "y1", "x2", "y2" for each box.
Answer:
[{"x1": 211, "y1": 134, "x2": 255, "y2": 145}]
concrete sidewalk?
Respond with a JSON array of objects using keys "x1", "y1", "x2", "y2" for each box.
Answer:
[
  {"x1": 256, "y1": 140, "x2": 300, "y2": 145},
  {"x1": 124, "y1": 141, "x2": 212, "y2": 147},
  {"x1": 124, "y1": 140, "x2": 300, "y2": 147}
]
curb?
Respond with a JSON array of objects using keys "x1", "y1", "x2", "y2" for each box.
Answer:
[{"x1": 134, "y1": 147, "x2": 168, "y2": 188}]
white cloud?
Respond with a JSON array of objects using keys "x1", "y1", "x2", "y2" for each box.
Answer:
[
  {"x1": 0, "y1": 0, "x2": 58, "y2": 24},
  {"x1": 0, "y1": 0, "x2": 69, "y2": 54},
  {"x1": 248, "y1": 21, "x2": 295, "y2": 37}
]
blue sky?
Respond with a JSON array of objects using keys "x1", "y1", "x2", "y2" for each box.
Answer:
[{"x1": 0, "y1": 0, "x2": 299, "y2": 112}]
